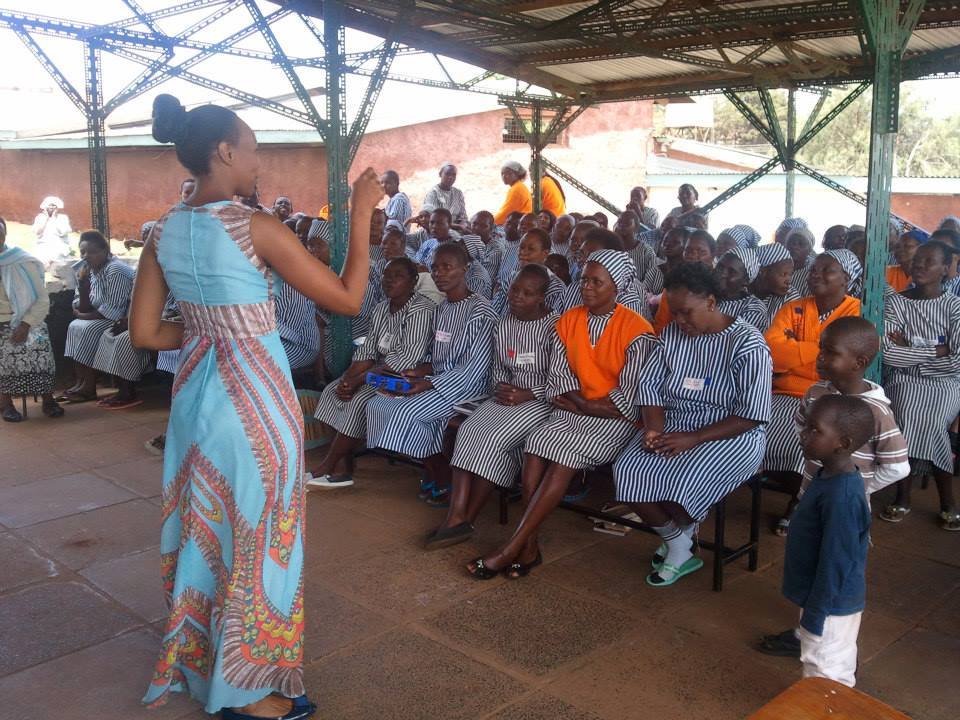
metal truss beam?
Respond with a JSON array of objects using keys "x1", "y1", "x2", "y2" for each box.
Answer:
[
  {"x1": 698, "y1": 157, "x2": 780, "y2": 215},
  {"x1": 347, "y1": 41, "x2": 397, "y2": 164},
  {"x1": 793, "y1": 81, "x2": 869, "y2": 153},
  {"x1": 797, "y1": 87, "x2": 830, "y2": 139},
  {"x1": 540, "y1": 157, "x2": 620, "y2": 217},
  {"x1": 757, "y1": 87, "x2": 787, "y2": 160},
  {"x1": 721, "y1": 90, "x2": 776, "y2": 147},
  {"x1": 13, "y1": 29, "x2": 87, "y2": 114},
  {"x1": 85, "y1": 43, "x2": 109, "y2": 236},
  {"x1": 109, "y1": 0, "x2": 229, "y2": 29}
]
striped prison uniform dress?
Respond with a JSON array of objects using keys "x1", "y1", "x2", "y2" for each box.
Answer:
[
  {"x1": 384, "y1": 191, "x2": 412, "y2": 228},
  {"x1": 365, "y1": 292, "x2": 497, "y2": 459},
  {"x1": 466, "y1": 261, "x2": 492, "y2": 299},
  {"x1": 760, "y1": 289, "x2": 800, "y2": 333},
  {"x1": 314, "y1": 293, "x2": 435, "y2": 439},
  {"x1": 422, "y1": 184, "x2": 468, "y2": 226},
  {"x1": 644, "y1": 259, "x2": 669, "y2": 296},
  {"x1": 551, "y1": 237, "x2": 572, "y2": 259},
  {"x1": 625, "y1": 241, "x2": 658, "y2": 287},
  {"x1": 790, "y1": 254, "x2": 816, "y2": 297},
  {"x1": 64, "y1": 258, "x2": 134, "y2": 366},
  {"x1": 91, "y1": 329, "x2": 152, "y2": 382},
  {"x1": 882, "y1": 291, "x2": 960, "y2": 475},
  {"x1": 561, "y1": 271, "x2": 649, "y2": 320},
  {"x1": 717, "y1": 294, "x2": 772, "y2": 332},
  {"x1": 274, "y1": 278, "x2": 321, "y2": 370},
  {"x1": 449, "y1": 311, "x2": 558, "y2": 488},
  {"x1": 523, "y1": 306, "x2": 656, "y2": 470},
  {"x1": 496, "y1": 239, "x2": 522, "y2": 294},
  {"x1": 155, "y1": 293, "x2": 182, "y2": 374},
  {"x1": 479, "y1": 238, "x2": 504, "y2": 289},
  {"x1": 492, "y1": 265, "x2": 566, "y2": 317},
  {"x1": 797, "y1": 380, "x2": 910, "y2": 497},
  {"x1": 613, "y1": 318, "x2": 772, "y2": 521},
  {"x1": 353, "y1": 258, "x2": 388, "y2": 341}
]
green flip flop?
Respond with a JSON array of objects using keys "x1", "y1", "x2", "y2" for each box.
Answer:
[{"x1": 646, "y1": 556, "x2": 704, "y2": 587}]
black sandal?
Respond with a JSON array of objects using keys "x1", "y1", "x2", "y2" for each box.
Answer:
[
  {"x1": 1, "y1": 404, "x2": 23, "y2": 423},
  {"x1": 506, "y1": 551, "x2": 543, "y2": 579},
  {"x1": 756, "y1": 628, "x2": 801, "y2": 657},
  {"x1": 42, "y1": 400, "x2": 64, "y2": 418},
  {"x1": 424, "y1": 522, "x2": 474, "y2": 550},
  {"x1": 466, "y1": 557, "x2": 502, "y2": 580}
]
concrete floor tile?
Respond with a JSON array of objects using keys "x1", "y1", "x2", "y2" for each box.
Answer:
[
  {"x1": 303, "y1": 497, "x2": 414, "y2": 570},
  {"x1": 19, "y1": 499, "x2": 160, "y2": 570},
  {"x1": 51, "y1": 426, "x2": 163, "y2": 469},
  {"x1": 81, "y1": 547, "x2": 167, "y2": 622},
  {"x1": 94, "y1": 456, "x2": 164, "y2": 498},
  {"x1": 918, "y1": 586, "x2": 960, "y2": 638},
  {"x1": 0, "y1": 450, "x2": 80, "y2": 488},
  {"x1": 0, "y1": 628, "x2": 198, "y2": 720},
  {"x1": 859, "y1": 628, "x2": 960, "y2": 720},
  {"x1": 303, "y1": 628, "x2": 528, "y2": 720},
  {"x1": 303, "y1": 578, "x2": 395, "y2": 661},
  {"x1": 0, "y1": 472, "x2": 137, "y2": 527},
  {"x1": 425, "y1": 578, "x2": 636, "y2": 676},
  {"x1": 869, "y1": 484, "x2": 960, "y2": 568},
  {"x1": 486, "y1": 693, "x2": 604, "y2": 720},
  {"x1": 864, "y1": 544, "x2": 960, "y2": 622},
  {"x1": 0, "y1": 532, "x2": 61, "y2": 592},
  {"x1": 857, "y1": 610, "x2": 915, "y2": 664},
  {"x1": 0, "y1": 581, "x2": 140, "y2": 676}
]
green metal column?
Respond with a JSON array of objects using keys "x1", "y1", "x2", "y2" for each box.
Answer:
[
  {"x1": 785, "y1": 87, "x2": 796, "y2": 218},
  {"x1": 84, "y1": 42, "x2": 109, "y2": 237},
  {"x1": 324, "y1": 1, "x2": 352, "y2": 373},
  {"x1": 530, "y1": 101, "x2": 543, "y2": 212}
]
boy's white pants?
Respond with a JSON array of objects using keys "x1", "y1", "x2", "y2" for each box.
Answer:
[{"x1": 796, "y1": 612, "x2": 862, "y2": 688}]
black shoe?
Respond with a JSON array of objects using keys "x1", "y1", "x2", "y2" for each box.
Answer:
[
  {"x1": 756, "y1": 628, "x2": 801, "y2": 657},
  {"x1": 1, "y1": 404, "x2": 23, "y2": 423}
]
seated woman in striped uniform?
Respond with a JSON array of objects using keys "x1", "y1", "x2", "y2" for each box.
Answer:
[
  {"x1": 653, "y1": 229, "x2": 717, "y2": 333},
  {"x1": 763, "y1": 249, "x2": 862, "y2": 535},
  {"x1": 470, "y1": 210, "x2": 503, "y2": 286},
  {"x1": 751, "y1": 243, "x2": 798, "y2": 330},
  {"x1": 355, "y1": 223, "x2": 408, "y2": 340},
  {"x1": 563, "y1": 218, "x2": 598, "y2": 283},
  {"x1": 613, "y1": 263, "x2": 772, "y2": 586},
  {"x1": 886, "y1": 229, "x2": 927, "y2": 294},
  {"x1": 493, "y1": 228, "x2": 565, "y2": 316},
  {"x1": 879, "y1": 240, "x2": 960, "y2": 531},
  {"x1": 467, "y1": 250, "x2": 657, "y2": 579},
  {"x1": 714, "y1": 247, "x2": 770, "y2": 331},
  {"x1": 428, "y1": 265, "x2": 558, "y2": 548},
  {"x1": 644, "y1": 225, "x2": 689, "y2": 301},
  {"x1": 310, "y1": 257, "x2": 434, "y2": 489},
  {"x1": 366, "y1": 243, "x2": 497, "y2": 503},
  {"x1": 614, "y1": 209, "x2": 658, "y2": 286},
  {"x1": 785, "y1": 225, "x2": 817, "y2": 297},
  {"x1": 460, "y1": 233, "x2": 493, "y2": 299},
  {"x1": 561, "y1": 228, "x2": 646, "y2": 318},
  {"x1": 59, "y1": 230, "x2": 135, "y2": 403},
  {"x1": 89, "y1": 309, "x2": 153, "y2": 410}
]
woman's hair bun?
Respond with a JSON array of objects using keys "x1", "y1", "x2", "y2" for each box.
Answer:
[{"x1": 152, "y1": 94, "x2": 188, "y2": 144}]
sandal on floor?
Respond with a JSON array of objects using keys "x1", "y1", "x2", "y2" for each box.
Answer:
[
  {"x1": 417, "y1": 479, "x2": 436, "y2": 500},
  {"x1": 1, "y1": 404, "x2": 23, "y2": 423},
  {"x1": 425, "y1": 486, "x2": 450, "y2": 507},
  {"x1": 652, "y1": 536, "x2": 699, "y2": 570},
  {"x1": 506, "y1": 551, "x2": 543, "y2": 579},
  {"x1": 756, "y1": 628, "x2": 801, "y2": 657},
  {"x1": 466, "y1": 557, "x2": 502, "y2": 580},
  {"x1": 940, "y1": 510, "x2": 960, "y2": 531},
  {"x1": 774, "y1": 518, "x2": 790, "y2": 537},
  {"x1": 144, "y1": 434, "x2": 165, "y2": 456},
  {"x1": 221, "y1": 695, "x2": 317, "y2": 720},
  {"x1": 646, "y1": 556, "x2": 704, "y2": 587},
  {"x1": 879, "y1": 505, "x2": 911, "y2": 523},
  {"x1": 424, "y1": 522, "x2": 474, "y2": 550},
  {"x1": 42, "y1": 400, "x2": 64, "y2": 418},
  {"x1": 59, "y1": 390, "x2": 97, "y2": 404},
  {"x1": 101, "y1": 398, "x2": 144, "y2": 411}
]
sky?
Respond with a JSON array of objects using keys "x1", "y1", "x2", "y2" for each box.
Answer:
[{"x1": 1, "y1": 0, "x2": 959, "y2": 137}]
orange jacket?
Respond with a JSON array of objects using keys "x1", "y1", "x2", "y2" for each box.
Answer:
[
  {"x1": 764, "y1": 295, "x2": 861, "y2": 397},
  {"x1": 494, "y1": 181, "x2": 533, "y2": 224},
  {"x1": 653, "y1": 295, "x2": 672, "y2": 335},
  {"x1": 540, "y1": 176, "x2": 565, "y2": 218},
  {"x1": 886, "y1": 265, "x2": 910, "y2": 293},
  {"x1": 556, "y1": 304, "x2": 654, "y2": 400}
]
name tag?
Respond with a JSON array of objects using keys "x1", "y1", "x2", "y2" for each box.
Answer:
[
  {"x1": 516, "y1": 352, "x2": 536, "y2": 365},
  {"x1": 910, "y1": 335, "x2": 941, "y2": 348},
  {"x1": 682, "y1": 377, "x2": 707, "y2": 391},
  {"x1": 435, "y1": 330, "x2": 452, "y2": 343},
  {"x1": 377, "y1": 333, "x2": 393, "y2": 353}
]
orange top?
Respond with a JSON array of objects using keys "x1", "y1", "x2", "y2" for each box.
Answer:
[
  {"x1": 540, "y1": 176, "x2": 566, "y2": 217},
  {"x1": 886, "y1": 265, "x2": 910, "y2": 293},
  {"x1": 494, "y1": 180, "x2": 533, "y2": 224},
  {"x1": 764, "y1": 295, "x2": 861, "y2": 397},
  {"x1": 555, "y1": 304, "x2": 654, "y2": 400},
  {"x1": 653, "y1": 295, "x2": 672, "y2": 334}
]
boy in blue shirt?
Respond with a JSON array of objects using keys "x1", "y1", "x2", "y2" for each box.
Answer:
[{"x1": 783, "y1": 393, "x2": 873, "y2": 687}]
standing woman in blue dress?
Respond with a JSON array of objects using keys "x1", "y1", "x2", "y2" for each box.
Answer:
[
  {"x1": 129, "y1": 94, "x2": 382, "y2": 720},
  {"x1": 613, "y1": 263, "x2": 772, "y2": 587}
]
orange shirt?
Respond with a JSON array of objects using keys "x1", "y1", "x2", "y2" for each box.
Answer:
[
  {"x1": 494, "y1": 181, "x2": 533, "y2": 224},
  {"x1": 653, "y1": 295, "x2": 672, "y2": 335},
  {"x1": 764, "y1": 295, "x2": 861, "y2": 397},
  {"x1": 886, "y1": 265, "x2": 910, "y2": 293},
  {"x1": 555, "y1": 304, "x2": 654, "y2": 399},
  {"x1": 540, "y1": 176, "x2": 565, "y2": 218}
]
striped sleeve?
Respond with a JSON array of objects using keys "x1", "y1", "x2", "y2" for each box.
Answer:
[
  {"x1": 730, "y1": 335, "x2": 773, "y2": 422},
  {"x1": 546, "y1": 275, "x2": 566, "y2": 315},
  {"x1": 430, "y1": 310, "x2": 496, "y2": 402},
  {"x1": 867, "y1": 407, "x2": 911, "y2": 494},
  {"x1": 384, "y1": 302, "x2": 434, "y2": 372},
  {"x1": 528, "y1": 324, "x2": 556, "y2": 401},
  {"x1": 917, "y1": 299, "x2": 960, "y2": 377},
  {"x1": 545, "y1": 333, "x2": 580, "y2": 400},
  {"x1": 97, "y1": 262, "x2": 134, "y2": 321},
  {"x1": 353, "y1": 302, "x2": 384, "y2": 362},
  {"x1": 881, "y1": 296, "x2": 937, "y2": 367},
  {"x1": 635, "y1": 336, "x2": 667, "y2": 408},
  {"x1": 491, "y1": 320, "x2": 510, "y2": 389},
  {"x1": 609, "y1": 333, "x2": 657, "y2": 419}
]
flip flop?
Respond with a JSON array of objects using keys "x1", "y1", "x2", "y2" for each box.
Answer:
[
  {"x1": 646, "y1": 556, "x2": 704, "y2": 587},
  {"x1": 60, "y1": 391, "x2": 97, "y2": 404},
  {"x1": 101, "y1": 398, "x2": 144, "y2": 411}
]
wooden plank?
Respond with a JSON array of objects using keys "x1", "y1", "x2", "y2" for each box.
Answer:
[{"x1": 748, "y1": 678, "x2": 911, "y2": 720}]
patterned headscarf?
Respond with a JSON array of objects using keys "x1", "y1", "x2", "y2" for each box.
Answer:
[
  {"x1": 460, "y1": 234, "x2": 484, "y2": 260},
  {"x1": 586, "y1": 249, "x2": 635, "y2": 293},
  {"x1": 823, "y1": 249, "x2": 862, "y2": 291},
  {"x1": 721, "y1": 224, "x2": 761, "y2": 249},
  {"x1": 776, "y1": 217, "x2": 808, "y2": 239},
  {"x1": 756, "y1": 243, "x2": 792, "y2": 267},
  {"x1": 722, "y1": 247, "x2": 760, "y2": 283},
  {"x1": 308, "y1": 218, "x2": 330, "y2": 242}
]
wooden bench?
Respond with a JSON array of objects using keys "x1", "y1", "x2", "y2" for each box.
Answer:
[{"x1": 748, "y1": 677, "x2": 910, "y2": 719}]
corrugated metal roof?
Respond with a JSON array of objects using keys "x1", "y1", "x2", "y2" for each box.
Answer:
[{"x1": 286, "y1": 1, "x2": 960, "y2": 101}]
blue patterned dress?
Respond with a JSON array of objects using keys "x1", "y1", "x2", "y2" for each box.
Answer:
[{"x1": 143, "y1": 202, "x2": 305, "y2": 713}]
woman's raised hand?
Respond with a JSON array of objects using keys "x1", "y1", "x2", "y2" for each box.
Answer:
[{"x1": 352, "y1": 168, "x2": 384, "y2": 213}]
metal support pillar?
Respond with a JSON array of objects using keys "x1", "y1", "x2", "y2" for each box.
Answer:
[
  {"x1": 530, "y1": 102, "x2": 543, "y2": 212},
  {"x1": 324, "y1": 1, "x2": 352, "y2": 373},
  {"x1": 84, "y1": 43, "x2": 109, "y2": 237},
  {"x1": 785, "y1": 87, "x2": 796, "y2": 217}
]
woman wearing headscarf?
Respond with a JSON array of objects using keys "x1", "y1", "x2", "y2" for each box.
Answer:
[
  {"x1": 763, "y1": 248, "x2": 862, "y2": 534},
  {"x1": 785, "y1": 226, "x2": 818, "y2": 296},
  {"x1": 0, "y1": 217, "x2": 63, "y2": 421},
  {"x1": 714, "y1": 247, "x2": 770, "y2": 332},
  {"x1": 466, "y1": 249, "x2": 657, "y2": 579},
  {"x1": 494, "y1": 161, "x2": 533, "y2": 225},
  {"x1": 887, "y1": 229, "x2": 929, "y2": 293},
  {"x1": 561, "y1": 228, "x2": 647, "y2": 319},
  {"x1": 32, "y1": 196, "x2": 73, "y2": 266},
  {"x1": 752, "y1": 243, "x2": 799, "y2": 329},
  {"x1": 717, "y1": 224, "x2": 761, "y2": 255}
]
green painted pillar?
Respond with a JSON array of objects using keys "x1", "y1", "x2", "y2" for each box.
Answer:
[
  {"x1": 530, "y1": 101, "x2": 543, "y2": 212},
  {"x1": 785, "y1": 87, "x2": 796, "y2": 218},
  {"x1": 324, "y1": 1, "x2": 353, "y2": 374}
]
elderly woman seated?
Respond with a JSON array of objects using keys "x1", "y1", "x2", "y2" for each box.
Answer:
[
  {"x1": 613, "y1": 263, "x2": 772, "y2": 586},
  {"x1": 58, "y1": 230, "x2": 135, "y2": 404}
]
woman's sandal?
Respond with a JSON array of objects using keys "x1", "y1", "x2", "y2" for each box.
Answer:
[
  {"x1": 425, "y1": 486, "x2": 450, "y2": 507},
  {"x1": 58, "y1": 390, "x2": 97, "y2": 404},
  {"x1": 1, "y1": 404, "x2": 23, "y2": 423},
  {"x1": 646, "y1": 556, "x2": 704, "y2": 587},
  {"x1": 773, "y1": 517, "x2": 790, "y2": 537},
  {"x1": 417, "y1": 478, "x2": 436, "y2": 500},
  {"x1": 939, "y1": 510, "x2": 960, "y2": 531},
  {"x1": 42, "y1": 400, "x2": 64, "y2": 418},
  {"x1": 506, "y1": 551, "x2": 543, "y2": 579},
  {"x1": 220, "y1": 694, "x2": 316, "y2": 720},
  {"x1": 879, "y1": 505, "x2": 911, "y2": 523},
  {"x1": 424, "y1": 522, "x2": 474, "y2": 550},
  {"x1": 101, "y1": 397, "x2": 144, "y2": 411},
  {"x1": 466, "y1": 557, "x2": 503, "y2": 580}
]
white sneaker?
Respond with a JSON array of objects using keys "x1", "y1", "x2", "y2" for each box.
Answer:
[{"x1": 306, "y1": 473, "x2": 354, "y2": 490}]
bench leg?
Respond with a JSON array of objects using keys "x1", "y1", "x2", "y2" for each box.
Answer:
[
  {"x1": 713, "y1": 497, "x2": 726, "y2": 592},
  {"x1": 20, "y1": 396, "x2": 27, "y2": 419},
  {"x1": 749, "y1": 476, "x2": 762, "y2": 572}
]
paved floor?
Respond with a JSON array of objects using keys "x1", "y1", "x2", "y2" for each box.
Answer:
[{"x1": 1, "y1": 386, "x2": 958, "y2": 720}]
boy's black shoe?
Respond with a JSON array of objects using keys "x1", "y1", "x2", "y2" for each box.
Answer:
[{"x1": 756, "y1": 628, "x2": 801, "y2": 657}]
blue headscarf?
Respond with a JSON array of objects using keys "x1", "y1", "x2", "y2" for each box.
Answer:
[{"x1": 0, "y1": 245, "x2": 44, "y2": 328}]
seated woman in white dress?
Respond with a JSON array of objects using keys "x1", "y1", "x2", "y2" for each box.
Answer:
[
  {"x1": 427, "y1": 265, "x2": 558, "y2": 549},
  {"x1": 59, "y1": 230, "x2": 135, "y2": 403},
  {"x1": 613, "y1": 263, "x2": 772, "y2": 587},
  {"x1": 309, "y1": 257, "x2": 434, "y2": 489},
  {"x1": 365, "y1": 243, "x2": 497, "y2": 502},
  {"x1": 467, "y1": 250, "x2": 657, "y2": 579}
]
